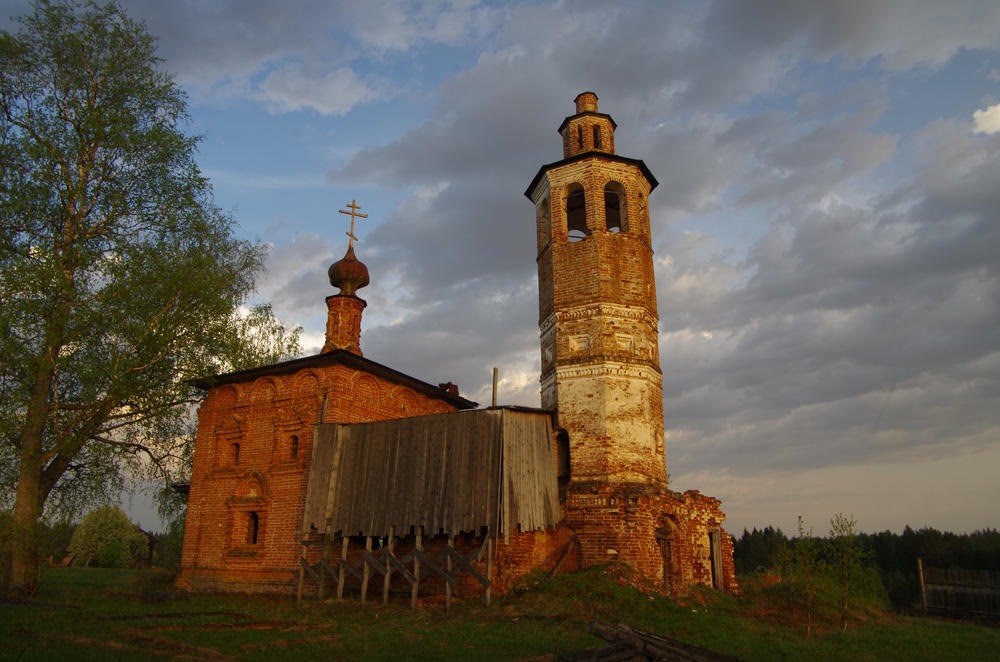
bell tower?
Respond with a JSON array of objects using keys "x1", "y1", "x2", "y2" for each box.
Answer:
[{"x1": 525, "y1": 92, "x2": 666, "y2": 488}]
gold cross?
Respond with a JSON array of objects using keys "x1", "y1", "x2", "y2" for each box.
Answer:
[{"x1": 338, "y1": 199, "x2": 368, "y2": 249}]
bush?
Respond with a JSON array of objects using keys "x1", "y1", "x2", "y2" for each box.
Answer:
[
  {"x1": 69, "y1": 506, "x2": 148, "y2": 568},
  {"x1": 153, "y1": 512, "x2": 186, "y2": 571}
]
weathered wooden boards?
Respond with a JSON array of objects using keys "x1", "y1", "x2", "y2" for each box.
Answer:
[
  {"x1": 570, "y1": 621, "x2": 744, "y2": 662},
  {"x1": 303, "y1": 407, "x2": 559, "y2": 540}
]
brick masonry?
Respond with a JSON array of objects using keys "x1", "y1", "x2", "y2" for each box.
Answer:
[
  {"x1": 176, "y1": 91, "x2": 737, "y2": 598},
  {"x1": 175, "y1": 361, "x2": 462, "y2": 593},
  {"x1": 524, "y1": 92, "x2": 738, "y2": 594}
]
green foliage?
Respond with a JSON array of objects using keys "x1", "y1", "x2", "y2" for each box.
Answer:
[
  {"x1": 734, "y1": 521, "x2": 997, "y2": 613},
  {"x1": 776, "y1": 516, "x2": 826, "y2": 637},
  {"x1": 734, "y1": 525, "x2": 789, "y2": 574},
  {"x1": 38, "y1": 519, "x2": 75, "y2": 562},
  {"x1": 152, "y1": 511, "x2": 186, "y2": 571},
  {"x1": 739, "y1": 515, "x2": 889, "y2": 636},
  {"x1": 0, "y1": 0, "x2": 297, "y2": 597},
  {"x1": 69, "y1": 505, "x2": 147, "y2": 568}
]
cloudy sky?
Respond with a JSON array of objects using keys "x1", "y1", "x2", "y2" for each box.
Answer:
[{"x1": 5, "y1": 0, "x2": 998, "y2": 536}]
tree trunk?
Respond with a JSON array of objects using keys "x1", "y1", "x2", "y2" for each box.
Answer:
[
  {"x1": 5, "y1": 356, "x2": 56, "y2": 598},
  {"x1": 8, "y1": 471, "x2": 42, "y2": 599}
]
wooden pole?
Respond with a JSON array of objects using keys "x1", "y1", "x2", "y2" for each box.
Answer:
[
  {"x1": 492, "y1": 367, "x2": 498, "y2": 407},
  {"x1": 411, "y1": 527, "x2": 422, "y2": 609},
  {"x1": 361, "y1": 536, "x2": 372, "y2": 604},
  {"x1": 318, "y1": 538, "x2": 330, "y2": 600},
  {"x1": 485, "y1": 536, "x2": 492, "y2": 607},
  {"x1": 383, "y1": 527, "x2": 395, "y2": 605},
  {"x1": 337, "y1": 536, "x2": 349, "y2": 600},
  {"x1": 918, "y1": 557, "x2": 927, "y2": 614},
  {"x1": 446, "y1": 534, "x2": 454, "y2": 611},
  {"x1": 296, "y1": 541, "x2": 306, "y2": 602}
]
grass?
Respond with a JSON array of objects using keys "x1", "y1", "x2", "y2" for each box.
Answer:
[{"x1": 1, "y1": 565, "x2": 997, "y2": 660}]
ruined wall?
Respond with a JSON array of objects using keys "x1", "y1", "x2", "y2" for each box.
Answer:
[
  {"x1": 560, "y1": 485, "x2": 737, "y2": 595},
  {"x1": 176, "y1": 365, "x2": 458, "y2": 593}
]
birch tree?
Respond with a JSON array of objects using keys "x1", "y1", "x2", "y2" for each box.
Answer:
[{"x1": 1, "y1": 0, "x2": 297, "y2": 597}]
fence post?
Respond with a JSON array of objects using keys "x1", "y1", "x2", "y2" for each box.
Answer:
[
  {"x1": 918, "y1": 557, "x2": 927, "y2": 614},
  {"x1": 411, "y1": 527, "x2": 422, "y2": 609}
]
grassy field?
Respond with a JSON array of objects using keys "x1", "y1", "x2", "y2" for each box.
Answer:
[{"x1": 1, "y1": 565, "x2": 997, "y2": 661}]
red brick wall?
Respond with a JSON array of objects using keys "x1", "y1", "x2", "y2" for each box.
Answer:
[
  {"x1": 559, "y1": 485, "x2": 738, "y2": 595},
  {"x1": 322, "y1": 295, "x2": 365, "y2": 354},
  {"x1": 176, "y1": 364, "x2": 459, "y2": 593}
]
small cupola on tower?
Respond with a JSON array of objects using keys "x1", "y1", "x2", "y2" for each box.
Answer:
[
  {"x1": 323, "y1": 200, "x2": 369, "y2": 355},
  {"x1": 558, "y1": 91, "x2": 617, "y2": 158}
]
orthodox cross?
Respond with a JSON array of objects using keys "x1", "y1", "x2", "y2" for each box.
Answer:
[{"x1": 338, "y1": 199, "x2": 368, "y2": 249}]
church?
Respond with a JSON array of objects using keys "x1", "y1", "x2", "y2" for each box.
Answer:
[{"x1": 175, "y1": 93, "x2": 737, "y2": 599}]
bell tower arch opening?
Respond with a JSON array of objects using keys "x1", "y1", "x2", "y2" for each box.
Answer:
[
  {"x1": 604, "y1": 181, "x2": 627, "y2": 233},
  {"x1": 565, "y1": 184, "x2": 589, "y2": 241}
]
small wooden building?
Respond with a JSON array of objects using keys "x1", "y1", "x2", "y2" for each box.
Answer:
[
  {"x1": 305, "y1": 407, "x2": 560, "y2": 540},
  {"x1": 298, "y1": 407, "x2": 562, "y2": 603}
]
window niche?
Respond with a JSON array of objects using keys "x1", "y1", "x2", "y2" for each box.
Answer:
[
  {"x1": 229, "y1": 474, "x2": 266, "y2": 555},
  {"x1": 290, "y1": 435, "x2": 299, "y2": 460},
  {"x1": 556, "y1": 429, "x2": 571, "y2": 482},
  {"x1": 246, "y1": 512, "x2": 260, "y2": 545},
  {"x1": 604, "y1": 182, "x2": 627, "y2": 233},
  {"x1": 232, "y1": 442, "x2": 241, "y2": 466},
  {"x1": 565, "y1": 184, "x2": 589, "y2": 242}
]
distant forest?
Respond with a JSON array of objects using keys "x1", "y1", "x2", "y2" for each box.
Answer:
[{"x1": 732, "y1": 525, "x2": 1000, "y2": 610}]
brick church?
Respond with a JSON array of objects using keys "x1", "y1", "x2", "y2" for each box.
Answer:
[{"x1": 175, "y1": 93, "x2": 736, "y2": 599}]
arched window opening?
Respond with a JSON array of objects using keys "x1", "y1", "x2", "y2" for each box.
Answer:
[
  {"x1": 576, "y1": 125, "x2": 583, "y2": 149},
  {"x1": 247, "y1": 512, "x2": 260, "y2": 545},
  {"x1": 566, "y1": 185, "x2": 589, "y2": 242},
  {"x1": 232, "y1": 443, "x2": 241, "y2": 466},
  {"x1": 290, "y1": 435, "x2": 299, "y2": 459},
  {"x1": 604, "y1": 182, "x2": 627, "y2": 233},
  {"x1": 556, "y1": 429, "x2": 571, "y2": 482},
  {"x1": 593, "y1": 125, "x2": 602, "y2": 149}
]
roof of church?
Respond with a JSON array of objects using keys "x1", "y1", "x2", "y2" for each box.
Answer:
[
  {"x1": 194, "y1": 348, "x2": 479, "y2": 410},
  {"x1": 524, "y1": 151, "x2": 659, "y2": 199}
]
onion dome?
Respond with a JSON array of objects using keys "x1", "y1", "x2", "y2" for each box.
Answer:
[{"x1": 328, "y1": 244, "x2": 370, "y2": 296}]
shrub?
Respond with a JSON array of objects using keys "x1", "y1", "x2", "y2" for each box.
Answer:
[{"x1": 69, "y1": 506, "x2": 148, "y2": 568}]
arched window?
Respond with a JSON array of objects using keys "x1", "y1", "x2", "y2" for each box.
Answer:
[
  {"x1": 576, "y1": 125, "x2": 583, "y2": 149},
  {"x1": 566, "y1": 184, "x2": 588, "y2": 242},
  {"x1": 604, "y1": 182, "x2": 627, "y2": 233},
  {"x1": 593, "y1": 125, "x2": 602, "y2": 149},
  {"x1": 290, "y1": 435, "x2": 299, "y2": 459},
  {"x1": 232, "y1": 442, "x2": 241, "y2": 466}
]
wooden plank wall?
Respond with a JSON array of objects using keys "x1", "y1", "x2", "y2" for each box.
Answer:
[
  {"x1": 502, "y1": 410, "x2": 560, "y2": 539},
  {"x1": 302, "y1": 408, "x2": 559, "y2": 539}
]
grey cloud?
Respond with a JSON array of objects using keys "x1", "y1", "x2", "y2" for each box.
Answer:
[
  {"x1": 705, "y1": 0, "x2": 1000, "y2": 70},
  {"x1": 661, "y1": 126, "x2": 1000, "y2": 476}
]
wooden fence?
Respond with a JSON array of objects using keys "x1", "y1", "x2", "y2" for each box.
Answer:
[
  {"x1": 919, "y1": 559, "x2": 1000, "y2": 617},
  {"x1": 296, "y1": 527, "x2": 492, "y2": 610}
]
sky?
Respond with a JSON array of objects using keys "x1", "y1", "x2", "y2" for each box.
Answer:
[{"x1": 3, "y1": 0, "x2": 999, "y2": 537}]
